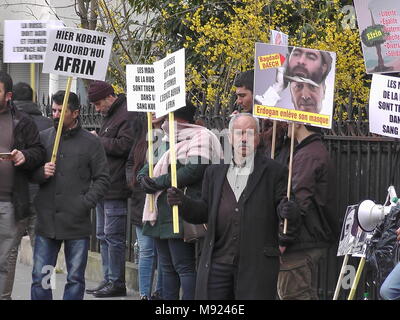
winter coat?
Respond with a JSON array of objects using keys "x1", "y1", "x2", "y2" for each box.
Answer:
[
  {"x1": 98, "y1": 94, "x2": 142, "y2": 200},
  {"x1": 32, "y1": 123, "x2": 110, "y2": 240},
  {"x1": 10, "y1": 103, "x2": 46, "y2": 221},
  {"x1": 180, "y1": 151, "x2": 289, "y2": 299},
  {"x1": 14, "y1": 100, "x2": 53, "y2": 203},
  {"x1": 287, "y1": 133, "x2": 339, "y2": 252}
]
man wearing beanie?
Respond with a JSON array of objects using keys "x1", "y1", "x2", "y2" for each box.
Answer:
[{"x1": 86, "y1": 80, "x2": 143, "y2": 298}]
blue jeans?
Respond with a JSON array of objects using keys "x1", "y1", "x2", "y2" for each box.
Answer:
[
  {"x1": 155, "y1": 238, "x2": 196, "y2": 300},
  {"x1": 31, "y1": 235, "x2": 89, "y2": 300},
  {"x1": 136, "y1": 226, "x2": 162, "y2": 297},
  {"x1": 96, "y1": 199, "x2": 127, "y2": 287},
  {"x1": 381, "y1": 263, "x2": 400, "y2": 300}
]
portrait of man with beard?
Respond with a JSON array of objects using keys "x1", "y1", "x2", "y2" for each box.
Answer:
[{"x1": 254, "y1": 46, "x2": 333, "y2": 114}]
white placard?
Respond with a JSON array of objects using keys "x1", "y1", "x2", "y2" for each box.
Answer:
[
  {"x1": 337, "y1": 205, "x2": 358, "y2": 256},
  {"x1": 42, "y1": 27, "x2": 114, "y2": 81},
  {"x1": 270, "y1": 30, "x2": 289, "y2": 46},
  {"x1": 3, "y1": 20, "x2": 64, "y2": 63},
  {"x1": 369, "y1": 74, "x2": 400, "y2": 138},
  {"x1": 154, "y1": 48, "x2": 186, "y2": 118},
  {"x1": 126, "y1": 65, "x2": 157, "y2": 112}
]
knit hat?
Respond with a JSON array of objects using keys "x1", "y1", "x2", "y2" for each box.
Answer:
[{"x1": 88, "y1": 80, "x2": 114, "y2": 102}]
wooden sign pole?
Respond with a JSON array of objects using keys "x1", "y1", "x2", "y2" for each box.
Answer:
[
  {"x1": 51, "y1": 76, "x2": 72, "y2": 163},
  {"x1": 169, "y1": 112, "x2": 179, "y2": 233},
  {"x1": 147, "y1": 112, "x2": 154, "y2": 212}
]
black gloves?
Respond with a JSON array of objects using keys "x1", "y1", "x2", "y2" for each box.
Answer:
[
  {"x1": 166, "y1": 187, "x2": 185, "y2": 207},
  {"x1": 278, "y1": 197, "x2": 301, "y2": 247},
  {"x1": 137, "y1": 175, "x2": 164, "y2": 194}
]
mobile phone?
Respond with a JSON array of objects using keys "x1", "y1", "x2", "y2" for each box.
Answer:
[{"x1": 0, "y1": 152, "x2": 12, "y2": 160}]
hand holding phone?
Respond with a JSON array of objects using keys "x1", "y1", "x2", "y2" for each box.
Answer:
[{"x1": 0, "y1": 152, "x2": 12, "y2": 160}]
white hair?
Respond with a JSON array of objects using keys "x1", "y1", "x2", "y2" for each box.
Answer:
[{"x1": 228, "y1": 113, "x2": 260, "y2": 133}]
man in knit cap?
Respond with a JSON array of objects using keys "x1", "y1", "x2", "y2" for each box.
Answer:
[{"x1": 86, "y1": 80, "x2": 143, "y2": 297}]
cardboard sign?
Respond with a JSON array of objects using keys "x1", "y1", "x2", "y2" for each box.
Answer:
[
  {"x1": 337, "y1": 205, "x2": 359, "y2": 256},
  {"x1": 42, "y1": 27, "x2": 114, "y2": 80},
  {"x1": 270, "y1": 30, "x2": 289, "y2": 46},
  {"x1": 354, "y1": 0, "x2": 400, "y2": 74},
  {"x1": 253, "y1": 43, "x2": 336, "y2": 129},
  {"x1": 154, "y1": 48, "x2": 186, "y2": 118},
  {"x1": 3, "y1": 20, "x2": 64, "y2": 63},
  {"x1": 369, "y1": 74, "x2": 400, "y2": 138},
  {"x1": 126, "y1": 65, "x2": 157, "y2": 112}
]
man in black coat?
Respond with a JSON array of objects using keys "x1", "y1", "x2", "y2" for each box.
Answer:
[
  {"x1": 167, "y1": 113, "x2": 300, "y2": 300},
  {"x1": 2, "y1": 82, "x2": 53, "y2": 300},
  {"x1": 277, "y1": 123, "x2": 338, "y2": 300},
  {"x1": 30, "y1": 91, "x2": 110, "y2": 300},
  {"x1": 0, "y1": 72, "x2": 45, "y2": 298},
  {"x1": 86, "y1": 80, "x2": 140, "y2": 297}
]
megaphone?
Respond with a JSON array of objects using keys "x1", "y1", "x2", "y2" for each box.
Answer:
[{"x1": 355, "y1": 186, "x2": 398, "y2": 232}]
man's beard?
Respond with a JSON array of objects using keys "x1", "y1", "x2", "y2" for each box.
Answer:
[
  {"x1": 286, "y1": 64, "x2": 324, "y2": 84},
  {"x1": 53, "y1": 118, "x2": 60, "y2": 130}
]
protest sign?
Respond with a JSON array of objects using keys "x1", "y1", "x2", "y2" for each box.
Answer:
[
  {"x1": 270, "y1": 30, "x2": 288, "y2": 46},
  {"x1": 354, "y1": 0, "x2": 400, "y2": 74},
  {"x1": 337, "y1": 205, "x2": 359, "y2": 256},
  {"x1": 3, "y1": 20, "x2": 64, "y2": 63},
  {"x1": 253, "y1": 43, "x2": 336, "y2": 129},
  {"x1": 351, "y1": 229, "x2": 373, "y2": 258},
  {"x1": 126, "y1": 65, "x2": 157, "y2": 112},
  {"x1": 369, "y1": 73, "x2": 400, "y2": 138},
  {"x1": 154, "y1": 48, "x2": 186, "y2": 118},
  {"x1": 43, "y1": 27, "x2": 113, "y2": 80}
]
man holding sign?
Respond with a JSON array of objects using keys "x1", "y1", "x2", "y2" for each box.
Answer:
[
  {"x1": 167, "y1": 113, "x2": 301, "y2": 300},
  {"x1": 30, "y1": 91, "x2": 110, "y2": 300},
  {"x1": 277, "y1": 123, "x2": 338, "y2": 300}
]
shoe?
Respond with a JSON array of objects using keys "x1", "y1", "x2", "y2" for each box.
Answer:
[
  {"x1": 85, "y1": 280, "x2": 109, "y2": 294},
  {"x1": 150, "y1": 291, "x2": 162, "y2": 300},
  {"x1": 93, "y1": 282, "x2": 127, "y2": 298},
  {"x1": 140, "y1": 295, "x2": 149, "y2": 300}
]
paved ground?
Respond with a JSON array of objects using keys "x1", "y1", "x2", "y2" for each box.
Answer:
[{"x1": 12, "y1": 262, "x2": 140, "y2": 300}]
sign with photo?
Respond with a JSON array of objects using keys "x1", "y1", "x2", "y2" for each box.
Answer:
[
  {"x1": 337, "y1": 205, "x2": 359, "y2": 256},
  {"x1": 354, "y1": 0, "x2": 400, "y2": 74},
  {"x1": 253, "y1": 43, "x2": 336, "y2": 129}
]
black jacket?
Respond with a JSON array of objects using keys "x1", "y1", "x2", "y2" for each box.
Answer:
[
  {"x1": 98, "y1": 94, "x2": 142, "y2": 199},
  {"x1": 180, "y1": 152, "x2": 289, "y2": 300},
  {"x1": 10, "y1": 103, "x2": 46, "y2": 221},
  {"x1": 32, "y1": 123, "x2": 110, "y2": 240},
  {"x1": 14, "y1": 100, "x2": 53, "y2": 132},
  {"x1": 14, "y1": 100, "x2": 53, "y2": 204},
  {"x1": 287, "y1": 133, "x2": 339, "y2": 252}
]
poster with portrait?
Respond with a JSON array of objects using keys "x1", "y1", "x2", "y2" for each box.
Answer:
[
  {"x1": 354, "y1": 0, "x2": 400, "y2": 74},
  {"x1": 351, "y1": 229, "x2": 374, "y2": 258},
  {"x1": 253, "y1": 43, "x2": 336, "y2": 129},
  {"x1": 337, "y1": 205, "x2": 359, "y2": 256}
]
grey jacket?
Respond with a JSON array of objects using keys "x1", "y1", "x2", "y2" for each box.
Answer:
[{"x1": 33, "y1": 122, "x2": 110, "y2": 240}]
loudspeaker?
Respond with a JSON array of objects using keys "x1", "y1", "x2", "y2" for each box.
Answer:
[{"x1": 355, "y1": 200, "x2": 392, "y2": 232}]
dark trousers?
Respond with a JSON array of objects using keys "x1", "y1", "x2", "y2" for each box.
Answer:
[
  {"x1": 207, "y1": 262, "x2": 238, "y2": 300},
  {"x1": 155, "y1": 238, "x2": 196, "y2": 300}
]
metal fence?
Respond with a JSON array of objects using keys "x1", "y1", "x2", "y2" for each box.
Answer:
[{"x1": 39, "y1": 95, "x2": 400, "y2": 300}]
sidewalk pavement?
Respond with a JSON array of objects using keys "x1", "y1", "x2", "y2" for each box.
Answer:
[{"x1": 11, "y1": 262, "x2": 140, "y2": 300}]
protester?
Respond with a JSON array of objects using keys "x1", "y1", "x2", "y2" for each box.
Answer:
[
  {"x1": 167, "y1": 113, "x2": 301, "y2": 300},
  {"x1": 126, "y1": 113, "x2": 165, "y2": 300},
  {"x1": 86, "y1": 80, "x2": 140, "y2": 298},
  {"x1": 234, "y1": 70, "x2": 254, "y2": 113},
  {"x1": 2, "y1": 82, "x2": 53, "y2": 300},
  {"x1": 138, "y1": 102, "x2": 223, "y2": 300},
  {"x1": 277, "y1": 123, "x2": 338, "y2": 300},
  {"x1": 0, "y1": 72, "x2": 45, "y2": 299},
  {"x1": 30, "y1": 90, "x2": 110, "y2": 300},
  {"x1": 380, "y1": 227, "x2": 400, "y2": 300}
]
